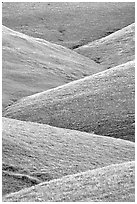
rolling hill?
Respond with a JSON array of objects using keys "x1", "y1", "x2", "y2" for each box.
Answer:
[
  {"x1": 3, "y1": 161, "x2": 135, "y2": 202},
  {"x1": 3, "y1": 60, "x2": 135, "y2": 141},
  {"x1": 2, "y1": 2, "x2": 135, "y2": 202},
  {"x1": 2, "y1": 26, "x2": 103, "y2": 109},
  {"x1": 2, "y1": 117, "x2": 135, "y2": 195},
  {"x1": 2, "y1": 2, "x2": 135, "y2": 48},
  {"x1": 75, "y1": 23, "x2": 135, "y2": 69}
]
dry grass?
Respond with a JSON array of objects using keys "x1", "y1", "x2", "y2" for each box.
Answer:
[
  {"x1": 76, "y1": 23, "x2": 135, "y2": 69},
  {"x1": 3, "y1": 161, "x2": 135, "y2": 202},
  {"x1": 2, "y1": 3, "x2": 135, "y2": 201},
  {"x1": 2, "y1": 2, "x2": 135, "y2": 48},
  {"x1": 3, "y1": 26, "x2": 103, "y2": 109},
  {"x1": 2, "y1": 117, "x2": 134, "y2": 195},
  {"x1": 3, "y1": 61, "x2": 135, "y2": 141}
]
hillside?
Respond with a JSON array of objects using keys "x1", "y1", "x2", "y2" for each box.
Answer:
[
  {"x1": 3, "y1": 60, "x2": 135, "y2": 141},
  {"x1": 75, "y1": 23, "x2": 135, "y2": 69},
  {"x1": 2, "y1": 117, "x2": 135, "y2": 195},
  {"x1": 2, "y1": 26, "x2": 103, "y2": 108},
  {"x1": 2, "y1": 2, "x2": 135, "y2": 48},
  {"x1": 2, "y1": 2, "x2": 135, "y2": 202},
  {"x1": 3, "y1": 161, "x2": 135, "y2": 202}
]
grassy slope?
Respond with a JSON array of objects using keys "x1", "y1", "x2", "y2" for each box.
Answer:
[
  {"x1": 3, "y1": 161, "x2": 135, "y2": 202},
  {"x1": 4, "y1": 61, "x2": 135, "y2": 141},
  {"x1": 2, "y1": 26, "x2": 103, "y2": 109},
  {"x1": 75, "y1": 23, "x2": 135, "y2": 69},
  {"x1": 2, "y1": 117, "x2": 135, "y2": 195},
  {"x1": 2, "y1": 2, "x2": 135, "y2": 48}
]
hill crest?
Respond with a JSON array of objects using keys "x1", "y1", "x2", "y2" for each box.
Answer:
[
  {"x1": 2, "y1": 117, "x2": 134, "y2": 195},
  {"x1": 3, "y1": 60, "x2": 135, "y2": 141},
  {"x1": 75, "y1": 23, "x2": 135, "y2": 69},
  {"x1": 3, "y1": 161, "x2": 135, "y2": 202},
  {"x1": 3, "y1": 25, "x2": 103, "y2": 109}
]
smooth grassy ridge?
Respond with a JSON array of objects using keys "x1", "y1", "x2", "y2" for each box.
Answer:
[
  {"x1": 2, "y1": 2, "x2": 135, "y2": 48},
  {"x1": 3, "y1": 161, "x2": 135, "y2": 202},
  {"x1": 4, "y1": 60, "x2": 135, "y2": 141},
  {"x1": 2, "y1": 117, "x2": 134, "y2": 195},
  {"x1": 76, "y1": 23, "x2": 135, "y2": 69},
  {"x1": 2, "y1": 26, "x2": 103, "y2": 109}
]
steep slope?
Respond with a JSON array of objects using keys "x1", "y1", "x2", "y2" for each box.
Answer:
[
  {"x1": 3, "y1": 61, "x2": 135, "y2": 141},
  {"x1": 2, "y1": 2, "x2": 135, "y2": 48},
  {"x1": 75, "y1": 23, "x2": 135, "y2": 69},
  {"x1": 2, "y1": 26, "x2": 103, "y2": 108},
  {"x1": 3, "y1": 161, "x2": 135, "y2": 202},
  {"x1": 2, "y1": 117, "x2": 135, "y2": 195}
]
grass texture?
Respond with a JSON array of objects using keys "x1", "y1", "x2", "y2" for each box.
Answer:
[
  {"x1": 3, "y1": 60, "x2": 135, "y2": 141},
  {"x1": 3, "y1": 161, "x2": 135, "y2": 202},
  {"x1": 2, "y1": 117, "x2": 134, "y2": 195},
  {"x1": 76, "y1": 23, "x2": 135, "y2": 69},
  {"x1": 3, "y1": 26, "x2": 102, "y2": 109},
  {"x1": 2, "y1": 2, "x2": 135, "y2": 48}
]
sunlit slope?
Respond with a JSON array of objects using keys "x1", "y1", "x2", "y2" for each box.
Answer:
[
  {"x1": 4, "y1": 61, "x2": 135, "y2": 141},
  {"x1": 2, "y1": 26, "x2": 103, "y2": 108},
  {"x1": 76, "y1": 23, "x2": 135, "y2": 69},
  {"x1": 2, "y1": 2, "x2": 135, "y2": 48},
  {"x1": 2, "y1": 117, "x2": 134, "y2": 195},
  {"x1": 3, "y1": 161, "x2": 135, "y2": 202}
]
